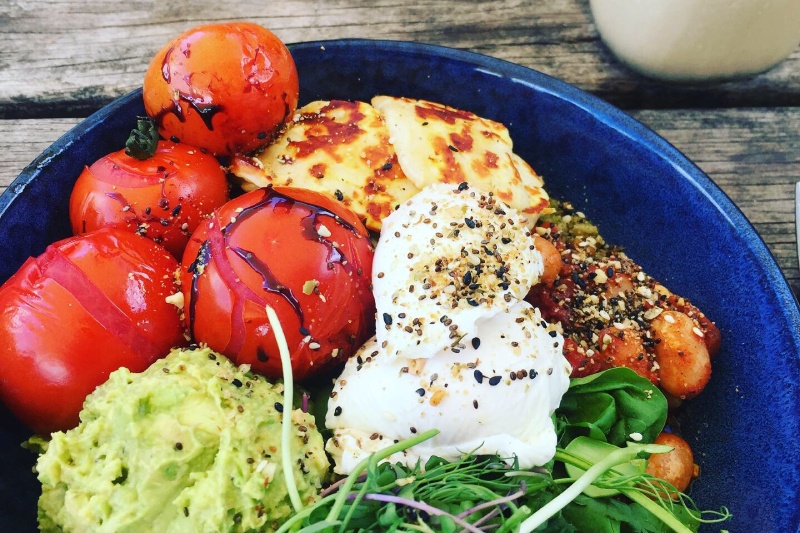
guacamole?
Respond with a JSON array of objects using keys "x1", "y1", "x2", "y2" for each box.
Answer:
[{"x1": 36, "y1": 347, "x2": 329, "y2": 532}]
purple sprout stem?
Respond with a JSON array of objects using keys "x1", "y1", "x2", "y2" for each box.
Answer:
[
  {"x1": 351, "y1": 493, "x2": 484, "y2": 533},
  {"x1": 320, "y1": 473, "x2": 367, "y2": 498},
  {"x1": 301, "y1": 392, "x2": 309, "y2": 413}
]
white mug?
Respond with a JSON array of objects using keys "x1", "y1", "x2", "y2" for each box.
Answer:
[{"x1": 589, "y1": 0, "x2": 800, "y2": 82}]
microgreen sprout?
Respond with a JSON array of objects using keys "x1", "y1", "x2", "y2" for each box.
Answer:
[{"x1": 266, "y1": 304, "x2": 304, "y2": 514}]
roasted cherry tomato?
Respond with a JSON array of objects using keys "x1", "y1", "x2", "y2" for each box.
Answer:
[
  {"x1": 69, "y1": 138, "x2": 229, "y2": 258},
  {"x1": 0, "y1": 229, "x2": 187, "y2": 434},
  {"x1": 181, "y1": 187, "x2": 375, "y2": 380},
  {"x1": 143, "y1": 22, "x2": 299, "y2": 157}
]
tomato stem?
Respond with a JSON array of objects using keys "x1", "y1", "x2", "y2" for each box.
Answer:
[{"x1": 125, "y1": 116, "x2": 159, "y2": 160}]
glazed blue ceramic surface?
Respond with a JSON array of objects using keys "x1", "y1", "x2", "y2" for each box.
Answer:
[{"x1": 1, "y1": 40, "x2": 798, "y2": 532}]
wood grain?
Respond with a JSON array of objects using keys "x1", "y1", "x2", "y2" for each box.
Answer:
[
  {"x1": 2, "y1": 0, "x2": 799, "y2": 118},
  {"x1": 2, "y1": 110, "x2": 797, "y2": 297}
]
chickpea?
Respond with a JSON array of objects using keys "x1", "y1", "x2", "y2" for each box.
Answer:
[
  {"x1": 650, "y1": 310, "x2": 711, "y2": 399},
  {"x1": 532, "y1": 235, "x2": 562, "y2": 286},
  {"x1": 645, "y1": 432, "x2": 696, "y2": 494}
]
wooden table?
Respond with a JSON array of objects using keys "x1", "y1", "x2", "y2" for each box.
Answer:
[{"x1": 1, "y1": 0, "x2": 798, "y2": 299}]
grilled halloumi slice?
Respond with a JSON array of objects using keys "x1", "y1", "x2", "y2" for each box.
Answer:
[
  {"x1": 371, "y1": 96, "x2": 549, "y2": 225},
  {"x1": 229, "y1": 99, "x2": 420, "y2": 231},
  {"x1": 230, "y1": 97, "x2": 550, "y2": 230}
]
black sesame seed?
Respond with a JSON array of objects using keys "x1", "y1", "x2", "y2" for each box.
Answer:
[
  {"x1": 410, "y1": 427, "x2": 417, "y2": 434},
  {"x1": 381, "y1": 162, "x2": 393, "y2": 171},
  {"x1": 448, "y1": 144, "x2": 459, "y2": 152},
  {"x1": 274, "y1": 402, "x2": 284, "y2": 413},
  {"x1": 463, "y1": 271, "x2": 472, "y2": 285},
  {"x1": 334, "y1": 190, "x2": 344, "y2": 201},
  {"x1": 416, "y1": 388, "x2": 425, "y2": 397},
  {"x1": 232, "y1": 378, "x2": 243, "y2": 388},
  {"x1": 464, "y1": 217, "x2": 476, "y2": 229},
  {"x1": 467, "y1": 298, "x2": 479, "y2": 307},
  {"x1": 170, "y1": 136, "x2": 180, "y2": 143},
  {"x1": 488, "y1": 375, "x2": 502, "y2": 386},
  {"x1": 501, "y1": 237, "x2": 512, "y2": 244},
  {"x1": 530, "y1": 370, "x2": 538, "y2": 379},
  {"x1": 144, "y1": 207, "x2": 152, "y2": 215},
  {"x1": 471, "y1": 337, "x2": 481, "y2": 349},
  {"x1": 256, "y1": 348, "x2": 269, "y2": 362},
  {"x1": 473, "y1": 399, "x2": 479, "y2": 409},
  {"x1": 171, "y1": 204, "x2": 182, "y2": 217},
  {"x1": 458, "y1": 182, "x2": 469, "y2": 191},
  {"x1": 175, "y1": 442, "x2": 183, "y2": 450},
  {"x1": 607, "y1": 266, "x2": 615, "y2": 278},
  {"x1": 474, "y1": 369, "x2": 484, "y2": 384},
  {"x1": 334, "y1": 406, "x2": 342, "y2": 416},
  {"x1": 383, "y1": 313, "x2": 393, "y2": 325},
  {"x1": 548, "y1": 330, "x2": 558, "y2": 338}
]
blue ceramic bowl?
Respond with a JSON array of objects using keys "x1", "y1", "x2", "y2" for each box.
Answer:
[{"x1": 1, "y1": 40, "x2": 799, "y2": 532}]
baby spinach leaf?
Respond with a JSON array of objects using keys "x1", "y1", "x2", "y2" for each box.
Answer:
[
  {"x1": 562, "y1": 493, "x2": 700, "y2": 533},
  {"x1": 556, "y1": 368, "x2": 667, "y2": 447}
]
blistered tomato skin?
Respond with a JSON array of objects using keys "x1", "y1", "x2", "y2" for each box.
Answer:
[
  {"x1": 69, "y1": 140, "x2": 229, "y2": 258},
  {"x1": 181, "y1": 187, "x2": 376, "y2": 380},
  {"x1": 0, "y1": 229, "x2": 187, "y2": 434},
  {"x1": 143, "y1": 22, "x2": 299, "y2": 157}
]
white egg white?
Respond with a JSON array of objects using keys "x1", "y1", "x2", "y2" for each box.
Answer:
[{"x1": 325, "y1": 302, "x2": 571, "y2": 474}]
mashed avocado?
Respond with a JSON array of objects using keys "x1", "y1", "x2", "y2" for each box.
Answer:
[{"x1": 36, "y1": 347, "x2": 329, "y2": 532}]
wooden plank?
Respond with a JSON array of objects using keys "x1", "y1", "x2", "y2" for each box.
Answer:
[
  {"x1": 2, "y1": 108, "x2": 798, "y2": 296},
  {"x1": 630, "y1": 108, "x2": 800, "y2": 297},
  {"x1": 2, "y1": 0, "x2": 799, "y2": 118}
]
